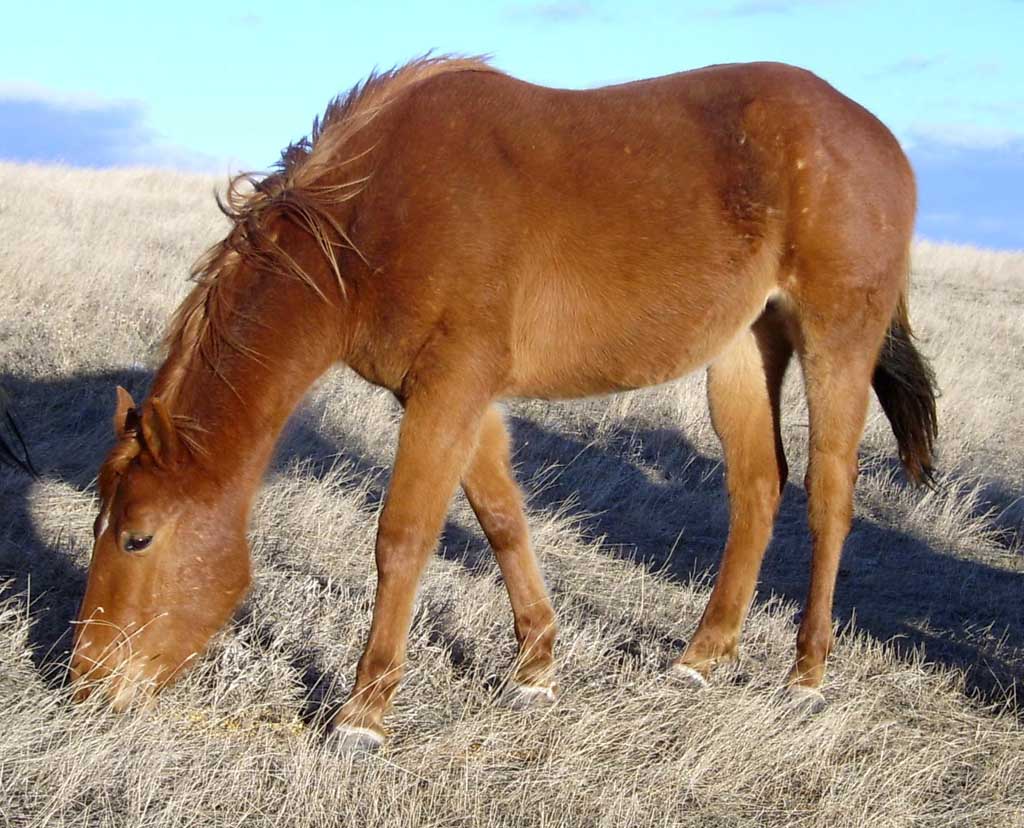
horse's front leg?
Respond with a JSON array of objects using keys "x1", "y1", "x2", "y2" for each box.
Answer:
[{"x1": 328, "y1": 368, "x2": 492, "y2": 752}]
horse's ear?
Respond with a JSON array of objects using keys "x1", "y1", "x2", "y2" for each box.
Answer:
[
  {"x1": 113, "y1": 386, "x2": 138, "y2": 439},
  {"x1": 139, "y1": 397, "x2": 180, "y2": 469}
]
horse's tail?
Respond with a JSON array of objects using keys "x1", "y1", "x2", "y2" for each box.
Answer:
[{"x1": 871, "y1": 290, "x2": 938, "y2": 487}]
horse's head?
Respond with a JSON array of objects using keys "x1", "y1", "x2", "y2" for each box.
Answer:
[{"x1": 69, "y1": 387, "x2": 251, "y2": 708}]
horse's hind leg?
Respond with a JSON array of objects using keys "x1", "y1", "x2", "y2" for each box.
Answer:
[
  {"x1": 462, "y1": 406, "x2": 557, "y2": 705},
  {"x1": 673, "y1": 310, "x2": 792, "y2": 684},
  {"x1": 782, "y1": 305, "x2": 887, "y2": 709}
]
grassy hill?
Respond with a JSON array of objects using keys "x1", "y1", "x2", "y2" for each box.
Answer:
[{"x1": 0, "y1": 161, "x2": 1021, "y2": 827}]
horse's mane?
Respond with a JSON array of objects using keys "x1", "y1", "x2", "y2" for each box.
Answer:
[{"x1": 159, "y1": 55, "x2": 497, "y2": 410}]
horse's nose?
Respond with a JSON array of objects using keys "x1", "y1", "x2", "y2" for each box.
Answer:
[
  {"x1": 69, "y1": 647, "x2": 149, "y2": 709},
  {"x1": 69, "y1": 635, "x2": 110, "y2": 686},
  {"x1": 69, "y1": 647, "x2": 99, "y2": 701},
  {"x1": 70, "y1": 678, "x2": 95, "y2": 702}
]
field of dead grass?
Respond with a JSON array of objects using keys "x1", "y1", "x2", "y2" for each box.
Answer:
[{"x1": 0, "y1": 162, "x2": 1021, "y2": 827}]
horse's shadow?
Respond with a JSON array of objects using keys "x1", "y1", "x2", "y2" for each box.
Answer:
[
  {"x1": 1, "y1": 369, "x2": 1021, "y2": 708},
  {"x1": 274, "y1": 397, "x2": 1023, "y2": 705},
  {"x1": 0, "y1": 368, "x2": 152, "y2": 679},
  {"x1": 0, "y1": 369, "x2": 350, "y2": 683},
  {"x1": 504, "y1": 417, "x2": 1023, "y2": 702}
]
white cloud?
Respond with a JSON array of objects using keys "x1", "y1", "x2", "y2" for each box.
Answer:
[
  {"x1": 506, "y1": 1, "x2": 599, "y2": 23},
  {"x1": 907, "y1": 123, "x2": 1024, "y2": 153},
  {"x1": 0, "y1": 81, "x2": 134, "y2": 111},
  {"x1": 0, "y1": 84, "x2": 237, "y2": 173},
  {"x1": 870, "y1": 55, "x2": 947, "y2": 78},
  {"x1": 705, "y1": 0, "x2": 848, "y2": 17}
]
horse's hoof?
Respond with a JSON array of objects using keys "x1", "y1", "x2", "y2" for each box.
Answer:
[
  {"x1": 502, "y1": 681, "x2": 557, "y2": 710},
  {"x1": 670, "y1": 663, "x2": 709, "y2": 689},
  {"x1": 325, "y1": 723, "x2": 385, "y2": 754},
  {"x1": 777, "y1": 684, "x2": 828, "y2": 715}
]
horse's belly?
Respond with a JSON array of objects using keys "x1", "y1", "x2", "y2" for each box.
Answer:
[
  {"x1": 507, "y1": 336, "x2": 705, "y2": 399},
  {"x1": 505, "y1": 280, "x2": 775, "y2": 399}
]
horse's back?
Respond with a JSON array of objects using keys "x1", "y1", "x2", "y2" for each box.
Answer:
[{"x1": 348, "y1": 62, "x2": 914, "y2": 398}]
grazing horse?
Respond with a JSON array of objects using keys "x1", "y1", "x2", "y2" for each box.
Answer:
[{"x1": 70, "y1": 56, "x2": 937, "y2": 750}]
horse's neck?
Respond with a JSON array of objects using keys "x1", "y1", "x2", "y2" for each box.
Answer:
[{"x1": 153, "y1": 268, "x2": 347, "y2": 481}]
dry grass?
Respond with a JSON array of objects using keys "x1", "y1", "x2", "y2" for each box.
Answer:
[{"x1": 0, "y1": 161, "x2": 1022, "y2": 827}]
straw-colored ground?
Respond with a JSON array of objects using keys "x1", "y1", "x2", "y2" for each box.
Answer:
[{"x1": 0, "y1": 161, "x2": 1021, "y2": 827}]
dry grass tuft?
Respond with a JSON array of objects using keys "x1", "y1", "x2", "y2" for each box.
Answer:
[{"x1": 0, "y1": 162, "x2": 1022, "y2": 827}]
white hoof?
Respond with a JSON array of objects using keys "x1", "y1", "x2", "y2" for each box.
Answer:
[
  {"x1": 778, "y1": 685, "x2": 828, "y2": 715},
  {"x1": 670, "y1": 664, "x2": 709, "y2": 689},
  {"x1": 326, "y1": 723, "x2": 385, "y2": 754},
  {"x1": 503, "y1": 682, "x2": 557, "y2": 710}
]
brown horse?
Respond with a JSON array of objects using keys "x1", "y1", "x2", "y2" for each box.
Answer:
[{"x1": 70, "y1": 56, "x2": 937, "y2": 750}]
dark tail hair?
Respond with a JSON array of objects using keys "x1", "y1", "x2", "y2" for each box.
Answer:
[{"x1": 871, "y1": 295, "x2": 938, "y2": 486}]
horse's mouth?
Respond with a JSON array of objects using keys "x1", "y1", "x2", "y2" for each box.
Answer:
[{"x1": 69, "y1": 652, "x2": 165, "y2": 711}]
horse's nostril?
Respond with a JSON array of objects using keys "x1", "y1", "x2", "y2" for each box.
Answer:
[{"x1": 71, "y1": 682, "x2": 94, "y2": 703}]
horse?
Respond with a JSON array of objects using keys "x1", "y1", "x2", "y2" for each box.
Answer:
[{"x1": 69, "y1": 56, "x2": 937, "y2": 751}]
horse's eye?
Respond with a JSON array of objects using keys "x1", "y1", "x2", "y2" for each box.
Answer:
[{"x1": 124, "y1": 534, "x2": 153, "y2": 553}]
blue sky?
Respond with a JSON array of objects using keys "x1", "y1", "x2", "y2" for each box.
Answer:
[{"x1": 2, "y1": 1, "x2": 1022, "y2": 249}]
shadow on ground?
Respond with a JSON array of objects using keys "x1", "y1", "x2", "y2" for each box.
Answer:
[
  {"x1": 1, "y1": 369, "x2": 1021, "y2": 707},
  {"x1": 504, "y1": 417, "x2": 1024, "y2": 705}
]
